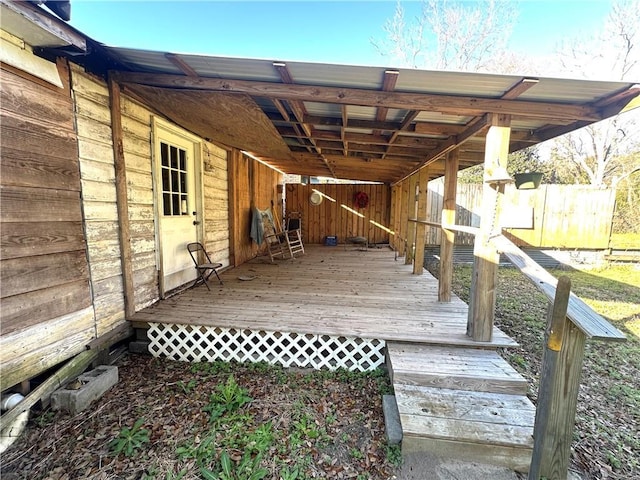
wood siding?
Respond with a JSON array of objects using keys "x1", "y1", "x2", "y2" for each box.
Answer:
[
  {"x1": 0, "y1": 60, "x2": 93, "y2": 390},
  {"x1": 425, "y1": 181, "x2": 616, "y2": 249},
  {"x1": 229, "y1": 152, "x2": 282, "y2": 266},
  {"x1": 285, "y1": 184, "x2": 391, "y2": 245},
  {"x1": 202, "y1": 142, "x2": 230, "y2": 266}
]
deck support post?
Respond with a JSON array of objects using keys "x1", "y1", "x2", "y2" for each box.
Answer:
[
  {"x1": 108, "y1": 74, "x2": 135, "y2": 319},
  {"x1": 413, "y1": 167, "x2": 429, "y2": 274},
  {"x1": 468, "y1": 114, "x2": 511, "y2": 341},
  {"x1": 405, "y1": 174, "x2": 418, "y2": 265},
  {"x1": 529, "y1": 277, "x2": 586, "y2": 480},
  {"x1": 439, "y1": 149, "x2": 459, "y2": 301},
  {"x1": 398, "y1": 179, "x2": 409, "y2": 257}
]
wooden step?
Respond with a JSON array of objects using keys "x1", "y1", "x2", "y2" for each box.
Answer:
[
  {"x1": 387, "y1": 343, "x2": 528, "y2": 395},
  {"x1": 395, "y1": 384, "x2": 535, "y2": 472}
]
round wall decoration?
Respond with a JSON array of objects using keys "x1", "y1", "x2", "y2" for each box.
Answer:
[
  {"x1": 309, "y1": 191, "x2": 323, "y2": 206},
  {"x1": 354, "y1": 191, "x2": 369, "y2": 209}
]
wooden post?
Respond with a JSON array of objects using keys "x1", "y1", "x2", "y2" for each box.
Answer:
[
  {"x1": 413, "y1": 167, "x2": 429, "y2": 274},
  {"x1": 439, "y1": 149, "x2": 459, "y2": 301},
  {"x1": 468, "y1": 114, "x2": 511, "y2": 341},
  {"x1": 398, "y1": 179, "x2": 409, "y2": 256},
  {"x1": 390, "y1": 185, "x2": 398, "y2": 251},
  {"x1": 405, "y1": 174, "x2": 418, "y2": 265},
  {"x1": 529, "y1": 277, "x2": 586, "y2": 480},
  {"x1": 108, "y1": 74, "x2": 135, "y2": 319}
]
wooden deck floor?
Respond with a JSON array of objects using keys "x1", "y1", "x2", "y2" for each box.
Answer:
[{"x1": 130, "y1": 246, "x2": 516, "y2": 348}]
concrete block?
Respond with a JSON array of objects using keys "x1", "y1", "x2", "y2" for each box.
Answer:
[
  {"x1": 383, "y1": 394, "x2": 403, "y2": 445},
  {"x1": 129, "y1": 341, "x2": 150, "y2": 354},
  {"x1": 51, "y1": 365, "x2": 118, "y2": 414}
]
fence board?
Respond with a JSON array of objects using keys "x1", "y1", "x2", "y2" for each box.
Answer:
[{"x1": 426, "y1": 181, "x2": 615, "y2": 249}]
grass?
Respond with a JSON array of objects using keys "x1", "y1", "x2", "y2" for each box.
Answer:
[{"x1": 432, "y1": 262, "x2": 640, "y2": 479}]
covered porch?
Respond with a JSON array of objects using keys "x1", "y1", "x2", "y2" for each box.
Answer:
[{"x1": 130, "y1": 245, "x2": 516, "y2": 354}]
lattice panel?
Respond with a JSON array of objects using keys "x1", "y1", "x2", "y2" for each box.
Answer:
[{"x1": 147, "y1": 323, "x2": 385, "y2": 372}]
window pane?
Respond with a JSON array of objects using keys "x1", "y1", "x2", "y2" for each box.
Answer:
[
  {"x1": 163, "y1": 193, "x2": 171, "y2": 215},
  {"x1": 179, "y1": 149, "x2": 186, "y2": 171},
  {"x1": 162, "y1": 168, "x2": 170, "y2": 191},
  {"x1": 181, "y1": 195, "x2": 188, "y2": 215},
  {"x1": 180, "y1": 172, "x2": 187, "y2": 193},
  {"x1": 170, "y1": 145, "x2": 178, "y2": 168},
  {"x1": 171, "y1": 170, "x2": 179, "y2": 193},
  {"x1": 172, "y1": 194, "x2": 180, "y2": 215},
  {"x1": 161, "y1": 143, "x2": 169, "y2": 167}
]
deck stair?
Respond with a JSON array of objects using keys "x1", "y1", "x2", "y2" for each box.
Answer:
[{"x1": 386, "y1": 342, "x2": 535, "y2": 472}]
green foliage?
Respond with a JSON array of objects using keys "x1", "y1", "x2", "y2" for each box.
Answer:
[
  {"x1": 190, "y1": 361, "x2": 233, "y2": 376},
  {"x1": 109, "y1": 418, "x2": 150, "y2": 457},
  {"x1": 385, "y1": 444, "x2": 403, "y2": 466},
  {"x1": 278, "y1": 465, "x2": 301, "y2": 480},
  {"x1": 176, "y1": 379, "x2": 197, "y2": 394},
  {"x1": 200, "y1": 451, "x2": 268, "y2": 480},
  {"x1": 176, "y1": 431, "x2": 218, "y2": 466},
  {"x1": 203, "y1": 375, "x2": 252, "y2": 422}
]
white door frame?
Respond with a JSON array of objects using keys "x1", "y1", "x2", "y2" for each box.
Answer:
[{"x1": 152, "y1": 116, "x2": 204, "y2": 297}]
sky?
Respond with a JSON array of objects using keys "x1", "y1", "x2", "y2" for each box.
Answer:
[{"x1": 68, "y1": 1, "x2": 614, "y2": 68}]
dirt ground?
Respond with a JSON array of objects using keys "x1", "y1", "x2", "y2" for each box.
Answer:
[{"x1": 1, "y1": 354, "x2": 401, "y2": 479}]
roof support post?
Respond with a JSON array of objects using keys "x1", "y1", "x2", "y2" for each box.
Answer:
[
  {"x1": 413, "y1": 167, "x2": 429, "y2": 274},
  {"x1": 398, "y1": 179, "x2": 409, "y2": 257},
  {"x1": 467, "y1": 114, "x2": 511, "y2": 341},
  {"x1": 405, "y1": 174, "x2": 418, "y2": 265},
  {"x1": 439, "y1": 148, "x2": 459, "y2": 301},
  {"x1": 108, "y1": 74, "x2": 135, "y2": 319}
]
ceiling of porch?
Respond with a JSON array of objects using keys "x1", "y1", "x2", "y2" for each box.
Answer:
[{"x1": 105, "y1": 47, "x2": 639, "y2": 184}]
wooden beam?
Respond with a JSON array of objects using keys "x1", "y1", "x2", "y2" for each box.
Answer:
[
  {"x1": 439, "y1": 149, "x2": 459, "y2": 301},
  {"x1": 112, "y1": 71, "x2": 602, "y2": 122},
  {"x1": 0, "y1": 350, "x2": 98, "y2": 430},
  {"x1": 108, "y1": 74, "x2": 135, "y2": 319},
  {"x1": 272, "y1": 98, "x2": 290, "y2": 122},
  {"x1": 501, "y1": 77, "x2": 539, "y2": 100},
  {"x1": 413, "y1": 167, "x2": 429, "y2": 274},
  {"x1": 341, "y1": 104, "x2": 348, "y2": 155},
  {"x1": 273, "y1": 62, "x2": 334, "y2": 177},
  {"x1": 165, "y1": 53, "x2": 199, "y2": 77},
  {"x1": 375, "y1": 70, "x2": 399, "y2": 135},
  {"x1": 468, "y1": 114, "x2": 512, "y2": 342}
]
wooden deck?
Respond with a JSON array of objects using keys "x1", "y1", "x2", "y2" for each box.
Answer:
[{"x1": 130, "y1": 245, "x2": 516, "y2": 348}]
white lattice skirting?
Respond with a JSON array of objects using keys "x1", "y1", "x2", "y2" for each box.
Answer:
[{"x1": 147, "y1": 323, "x2": 386, "y2": 372}]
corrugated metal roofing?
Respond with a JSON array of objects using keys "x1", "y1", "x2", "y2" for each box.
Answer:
[{"x1": 104, "y1": 46, "x2": 638, "y2": 183}]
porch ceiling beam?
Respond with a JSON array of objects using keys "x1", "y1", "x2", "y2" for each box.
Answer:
[
  {"x1": 383, "y1": 110, "x2": 420, "y2": 159},
  {"x1": 341, "y1": 104, "x2": 348, "y2": 155},
  {"x1": 113, "y1": 71, "x2": 602, "y2": 122},
  {"x1": 273, "y1": 62, "x2": 335, "y2": 177},
  {"x1": 374, "y1": 70, "x2": 400, "y2": 136}
]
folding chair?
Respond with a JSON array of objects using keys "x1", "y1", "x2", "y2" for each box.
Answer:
[{"x1": 187, "y1": 242, "x2": 223, "y2": 291}]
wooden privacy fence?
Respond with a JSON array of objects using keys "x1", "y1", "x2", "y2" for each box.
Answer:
[
  {"x1": 284, "y1": 184, "x2": 391, "y2": 245},
  {"x1": 425, "y1": 181, "x2": 616, "y2": 249}
]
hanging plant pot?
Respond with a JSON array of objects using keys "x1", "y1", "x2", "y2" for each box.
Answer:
[{"x1": 514, "y1": 172, "x2": 543, "y2": 190}]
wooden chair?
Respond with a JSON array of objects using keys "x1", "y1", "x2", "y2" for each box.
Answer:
[
  {"x1": 187, "y1": 242, "x2": 223, "y2": 290},
  {"x1": 260, "y1": 209, "x2": 304, "y2": 262}
]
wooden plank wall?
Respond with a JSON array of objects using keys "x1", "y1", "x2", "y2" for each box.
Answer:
[
  {"x1": 202, "y1": 142, "x2": 231, "y2": 265},
  {"x1": 425, "y1": 181, "x2": 616, "y2": 249},
  {"x1": 72, "y1": 66, "x2": 159, "y2": 321},
  {"x1": 72, "y1": 67, "x2": 126, "y2": 335},
  {"x1": 284, "y1": 184, "x2": 391, "y2": 244},
  {"x1": 0, "y1": 60, "x2": 94, "y2": 390},
  {"x1": 229, "y1": 152, "x2": 282, "y2": 266}
]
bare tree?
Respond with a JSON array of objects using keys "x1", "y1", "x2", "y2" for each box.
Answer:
[
  {"x1": 371, "y1": 0, "x2": 520, "y2": 72},
  {"x1": 551, "y1": 0, "x2": 640, "y2": 188}
]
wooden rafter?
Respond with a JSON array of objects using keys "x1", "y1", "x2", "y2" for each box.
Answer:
[
  {"x1": 273, "y1": 62, "x2": 335, "y2": 177},
  {"x1": 113, "y1": 71, "x2": 602, "y2": 122},
  {"x1": 165, "y1": 53, "x2": 199, "y2": 77}
]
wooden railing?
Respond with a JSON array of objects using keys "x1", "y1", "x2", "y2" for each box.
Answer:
[{"x1": 409, "y1": 219, "x2": 626, "y2": 479}]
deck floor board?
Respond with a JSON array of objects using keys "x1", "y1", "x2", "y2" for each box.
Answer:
[{"x1": 130, "y1": 246, "x2": 516, "y2": 348}]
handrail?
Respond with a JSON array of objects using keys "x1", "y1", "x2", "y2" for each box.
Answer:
[
  {"x1": 413, "y1": 218, "x2": 625, "y2": 341},
  {"x1": 492, "y1": 234, "x2": 626, "y2": 342},
  {"x1": 407, "y1": 218, "x2": 480, "y2": 236}
]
